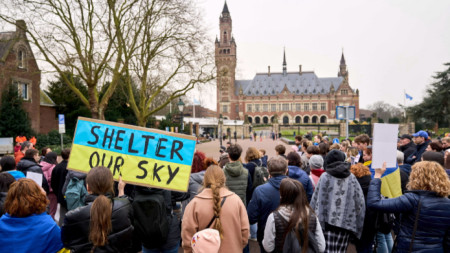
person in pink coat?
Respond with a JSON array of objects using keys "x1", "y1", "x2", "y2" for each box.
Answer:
[{"x1": 40, "y1": 152, "x2": 58, "y2": 218}]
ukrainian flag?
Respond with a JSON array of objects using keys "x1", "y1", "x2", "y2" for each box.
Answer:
[{"x1": 369, "y1": 163, "x2": 403, "y2": 198}]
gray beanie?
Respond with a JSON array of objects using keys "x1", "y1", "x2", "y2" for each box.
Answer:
[{"x1": 309, "y1": 155, "x2": 324, "y2": 169}]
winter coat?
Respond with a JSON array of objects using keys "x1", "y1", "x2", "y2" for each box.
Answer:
[
  {"x1": 182, "y1": 170, "x2": 205, "y2": 215},
  {"x1": 0, "y1": 212, "x2": 63, "y2": 253},
  {"x1": 247, "y1": 175, "x2": 288, "y2": 243},
  {"x1": 51, "y1": 160, "x2": 69, "y2": 205},
  {"x1": 40, "y1": 161, "x2": 56, "y2": 192},
  {"x1": 399, "y1": 163, "x2": 412, "y2": 176},
  {"x1": 261, "y1": 155, "x2": 268, "y2": 167},
  {"x1": 223, "y1": 161, "x2": 251, "y2": 206},
  {"x1": 17, "y1": 157, "x2": 50, "y2": 194},
  {"x1": 244, "y1": 159, "x2": 262, "y2": 202},
  {"x1": 182, "y1": 188, "x2": 249, "y2": 253},
  {"x1": 406, "y1": 140, "x2": 431, "y2": 165},
  {"x1": 262, "y1": 206, "x2": 326, "y2": 253},
  {"x1": 300, "y1": 153, "x2": 310, "y2": 174},
  {"x1": 61, "y1": 194, "x2": 134, "y2": 252},
  {"x1": 288, "y1": 165, "x2": 313, "y2": 201},
  {"x1": 367, "y1": 178, "x2": 450, "y2": 253},
  {"x1": 353, "y1": 175, "x2": 377, "y2": 250},
  {"x1": 400, "y1": 142, "x2": 416, "y2": 162},
  {"x1": 309, "y1": 168, "x2": 324, "y2": 190}
]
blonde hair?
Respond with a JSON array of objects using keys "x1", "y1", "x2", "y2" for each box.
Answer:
[
  {"x1": 202, "y1": 165, "x2": 226, "y2": 237},
  {"x1": 407, "y1": 161, "x2": 450, "y2": 197},
  {"x1": 329, "y1": 143, "x2": 340, "y2": 151}
]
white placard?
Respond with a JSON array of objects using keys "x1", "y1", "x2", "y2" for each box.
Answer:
[
  {"x1": 372, "y1": 123, "x2": 399, "y2": 168},
  {"x1": 26, "y1": 171, "x2": 43, "y2": 187}
]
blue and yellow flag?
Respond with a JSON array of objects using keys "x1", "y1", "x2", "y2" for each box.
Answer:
[{"x1": 369, "y1": 164, "x2": 403, "y2": 198}]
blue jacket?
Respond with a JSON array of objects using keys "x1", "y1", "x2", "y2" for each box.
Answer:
[
  {"x1": 367, "y1": 179, "x2": 450, "y2": 253},
  {"x1": 247, "y1": 175, "x2": 287, "y2": 243},
  {"x1": 405, "y1": 140, "x2": 430, "y2": 165},
  {"x1": 399, "y1": 164, "x2": 412, "y2": 176},
  {"x1": 288, "y1": 165, "x2": 313, "y2": 201},
  {"x1": 0, "y1": 213, "x2": 63, "y2": 253}
]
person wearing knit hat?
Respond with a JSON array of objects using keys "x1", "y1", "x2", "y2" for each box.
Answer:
[
  {"x1": 309, "y1": 155, "x2": 325, "y2": 189},
  {"x1": 191, "y1": 228, "x2": 220, "y2": 253}
]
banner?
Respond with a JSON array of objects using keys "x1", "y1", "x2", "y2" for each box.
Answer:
[{"x1": 67, "y1": 117, "x2": 196, "y2": 192}]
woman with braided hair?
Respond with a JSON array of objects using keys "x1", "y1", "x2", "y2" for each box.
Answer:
[{"x1": 182, "y1": 165, "x2": 249, "y2": 253}]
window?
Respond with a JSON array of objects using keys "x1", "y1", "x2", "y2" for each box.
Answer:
[
  {"x1": 282, "y1": 103, "x2": 289, "y2": 111},
  {"x1": 255, "y1": 104, "x2": 260, "y2": 112},
  {"x1": 296, "y1": 103, "x2": 301, "y2": 111},
  {"x1": 312, "y1": 103, "x2": 317, "y2": 111},
  {"x1": 263, "y1": 116, "x2": 269, "y2": 124},
  {"x1": 263, "y1": 104, "x2": 268, "y2": 112},
  {"x1": 283, "y1": 116, "x2": 289, "y2": 124},
  {"x1": 17, "y1": 82, "x2": 29, "y2": 100},
  {"x1": 312, "y1": 116, "x2": 318, "y2": 123},
  {"x1": 18, "y1": 49, "x2": 25, "y2": 68},
  {"x1": 320, "y1": 116, "x2": 327, "y2": 123},
  {"x1": 247, "y1": 104, "x2": 252, "y2": 112},
  {"x1": 222, "y1": 105, "x2": 228, "y2": 113},
  {"x1": 304, "y1": 103, "x2": 309, "y2": 111},
  {"x1": 295, "y1": 116, "x2": 301, "y2": 123},
  {"x1": 321, "y1": 103, "x2": 326, "y2": 111},
  {"x1": 271, "y1": 104, "x2": 277, "y2": 112},
  {"x1": 341, "y1": 90, "x2": 348, "y2": 95},
  {"x1": 235, "y1": 104, "x2": 239, "y2": 113}
]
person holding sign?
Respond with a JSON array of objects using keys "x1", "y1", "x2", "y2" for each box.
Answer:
[
  {"x1": 61, "y1": 166, "x2": 133, "y2": 252},
  {"x1": 368, "y1": 161, "x2": 450, "y2": 252}
]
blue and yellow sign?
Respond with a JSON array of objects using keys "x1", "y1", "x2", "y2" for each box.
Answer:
[{"x1": 68, "y1": 117, "x2": 196, "y2": 192}]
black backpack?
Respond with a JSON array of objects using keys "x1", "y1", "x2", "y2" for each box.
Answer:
[
  {"x1": 132, "y1": 191, "x2": 169, "y2": 249},
  {"x1": 251, "y1": 162, "x2": 269, "y2": 189}
]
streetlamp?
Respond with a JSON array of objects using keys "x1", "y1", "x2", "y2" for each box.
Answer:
[
  {"x1": 219, "y1": 114, "x2": 223, "y2": 147},
  {"x1": 234, "y1": 118, "x2": 237, "y2": 144},
  {"x1": 177, "y1": 98, "x2": 185, "y2": 132}
]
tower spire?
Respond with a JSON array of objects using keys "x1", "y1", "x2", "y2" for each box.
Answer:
[
  {"x1": 222, "y1": 1, "x2": 229, "y2": 14},
  {"x1": 340, "y1": 49, "x2": 346, "y2": 65},
  {"x1": 282, "y1": 47, "x2": 287, "y2": 75}
]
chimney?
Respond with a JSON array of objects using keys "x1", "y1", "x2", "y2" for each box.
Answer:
[
  {"x1": 299, "y1": 65, "x2": 302, "y2": 74},
  {"x1": 16, "y1": 20, "x2": 27, "y2": 35},
  {"x1": 268, "y1": 66, "x2": 271, "y2": 76}
]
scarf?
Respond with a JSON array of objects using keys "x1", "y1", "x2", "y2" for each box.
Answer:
[{"x1": 311, "y1": 168, "x2": 325, "y2": 178}]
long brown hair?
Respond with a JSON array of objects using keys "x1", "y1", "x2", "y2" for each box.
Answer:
[
  {"x1": 202, "y1": 165, "x2": 226, "y2": 238},
  {"x1": 86, "y1": 166, "x2": 115, "y2": 250},
  {"x1": 278, "y1": 178, "x2": 312, "y2": 253}
]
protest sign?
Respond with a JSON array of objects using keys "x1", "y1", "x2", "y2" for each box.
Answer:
[
  {"x1": 372, "y1": 123, "x2": 399, "y2": 168},
  {"x1": 68, "y1": 117, "x2": 196, "y2": 192}
]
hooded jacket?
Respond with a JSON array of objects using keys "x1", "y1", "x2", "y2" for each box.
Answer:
[
  {"x1": 367, "y1": 179, "x2": 450, "y2": 253},
  {"x1": 287, "y1": 165, "x2": 313, "y2": 201},
  {"x1": 223, "y1": 161, "x2": 250, "y2": 206},
  {"x1": 182, "y1": 170, "x2": 206, "y2": 215},
  {"x1": 182, "y1": 188, "x2": 249, "y2": 253},
  {"x1": 61, "y1": 194, "x2": 134, "y2": 252},
  {"x1": 247, "y1": 175, "x2": 288, "y2": 243},
  {"x1": 17, "y1": 157, "x2": 50, "y2": 194}
]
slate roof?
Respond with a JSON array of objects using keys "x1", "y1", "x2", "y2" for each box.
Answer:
[
  {"x1": 0, "y1": 32, "x2": 15, "y2": 62},
  {"x1": 235, "y1": 71, "x2": 343, "y2": 96}
]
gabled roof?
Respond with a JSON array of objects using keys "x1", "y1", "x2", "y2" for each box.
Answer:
[
  {"x1": 235, "y1": 72, "x2": 343, "y2": 96},
  {"x1": 0, "y1": 31, "x2": 16, "y2": 62}
]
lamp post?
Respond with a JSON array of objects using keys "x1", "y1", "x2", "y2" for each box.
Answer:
[
  {"x1": 219, "y1": 114, "x2": 223, "y2": 147},
  {"x1": 234, "y1": 118, "x2": 237, "y2": 144},
  {"x1": 177, "y1": 98, "x2": 185, "y2": 132}
]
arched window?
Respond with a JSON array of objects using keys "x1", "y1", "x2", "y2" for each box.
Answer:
[
  {"x1": 263, "y1": 116, "x2": 269, "y2": 124},
  {"x1": 248, "y1": 116, "x2": 253, "y2": 123},
  {"x1": 223, "y1": 31, "x2": 227, "y2": 43},
  {"x1": 320, "y1": 116, "x2": 327, "y2": 124},
  {"x1": 312, "y1": 116, "x2": 318, "y2": 124},
  {"x1": 271, "y1": 116, "x2": 275, "y2": 123},
  {"x1": 303, "y1": 116, "x2": 309, "y2": 123},
  {"x1": 255, "y1": 117, "x2": 261, "y2": 124},
  {"x1": 283, "y1": 116, "x2": 289, "y2": 124},
  {"x1": 295, "y1": 116, "x2": 301, "y2": 124},
  {"x1": 18, "y1": 48, "x2": 26, "y2": 68}
]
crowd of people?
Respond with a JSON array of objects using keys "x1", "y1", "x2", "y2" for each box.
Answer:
[{"x1": 0, "y1": 130, "x2": 449, "y2": 253}]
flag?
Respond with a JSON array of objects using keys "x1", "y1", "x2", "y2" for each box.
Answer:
[
  {"x1": 405, "y1": 93, "x2": 413, "y2": 101},
  {"x1": 193, "y1": 98, "x2": 201, "y2": 105},
  {"x1": 370, "y1": 165, "x2": 403, "y2": 198}
]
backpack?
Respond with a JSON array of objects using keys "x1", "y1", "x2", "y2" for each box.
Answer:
[
  {"x1": 251, "y1": 162, "x2": 269, "y2": 189},
  {"x1": 132, "y1": 191, "x2": 169, "y2": 249},
  {"x1": 64, "y1": 177, "x2": 87, "y2": 211}
]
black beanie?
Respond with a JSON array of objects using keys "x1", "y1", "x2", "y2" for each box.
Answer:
[
  {"x1": 325, "y1": 149, "x2": 346, "y2": 166},
  {"x1": 422, "y1": 151, "x2": 444, "y2": 167}
]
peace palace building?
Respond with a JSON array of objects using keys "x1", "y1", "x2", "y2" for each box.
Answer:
[{"x1": 215, "y1": 3, "x2": 359, "y2": 125}]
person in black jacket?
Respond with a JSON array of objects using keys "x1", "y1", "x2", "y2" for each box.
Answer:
[
  {"x1": 368, "y1": 161, "x2": 450, "y2": 252},
  {"x1": 51, "y1": 148, "x2": 70, "y2": 226},
  {"x1": 0, "y1": 172, "x2": 15, "y2": 215},
  {"x1": 61, "y1": 166, "x2": 134, "y2": 252},
  {"x1": 405, "y1": 131, "x2": 431, "y2": 165},
  {"x1": 398, "y1": 134, "x2": 416, "y2": 162},
  {"x1": 17, "y1": 149, "x2": 50, "y2": 194}
]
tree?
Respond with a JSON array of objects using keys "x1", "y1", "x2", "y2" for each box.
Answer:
[
  {"x1": 367, "y1": 101, "x2": 403, "y2": 123},
  {"x1": 46, "y1": 73, "x2": 91, "y2": 136},
  {"x1": 407, "y1": 63, "x2": 450, "y2": 129},
  {"x1": 0, "y1": 84, "x2": 34, "y2": 137},
  {"x1": 0, "y1": 0, "x2": 133, "y2": 119},
  {"x1": 115, "y1": 0, "x2": 215, "y2": 126}
]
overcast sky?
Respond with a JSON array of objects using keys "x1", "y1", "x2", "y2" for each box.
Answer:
[{"x1": 192, "y1": 0, "x2": 450, "y2": 110}]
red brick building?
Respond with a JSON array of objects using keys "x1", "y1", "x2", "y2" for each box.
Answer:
[
  {"x1": 0, "y1": 20, "x2": 58, "y2": 134},
  {"x1": 215, "y1": 3, "x2": 359, "y2": 124}
]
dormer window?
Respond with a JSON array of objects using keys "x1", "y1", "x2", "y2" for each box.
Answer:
[
  {"x1": 341, "y1": 89, "x2": 348, "y2": 95},
  {"x1": 18, "y1": 49, "x2": 26, "y2": 68}
]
